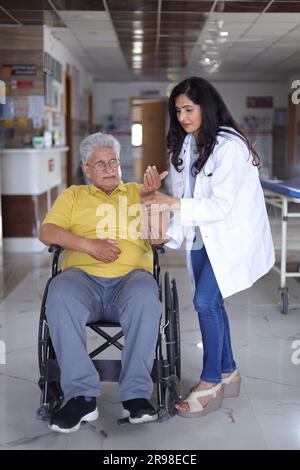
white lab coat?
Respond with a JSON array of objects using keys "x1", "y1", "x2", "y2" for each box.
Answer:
[{"x1": 166, "y1": 129, "x2": 275, "y2": 298}]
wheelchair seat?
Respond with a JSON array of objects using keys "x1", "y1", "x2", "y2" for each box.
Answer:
[{"x1": 37, "y1": 244, "x2": 181, "y2": 423}]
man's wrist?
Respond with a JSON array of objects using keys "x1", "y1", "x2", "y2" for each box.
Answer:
[{"x1": 78, "y1": 236, "x2": 90, "y2": 253}]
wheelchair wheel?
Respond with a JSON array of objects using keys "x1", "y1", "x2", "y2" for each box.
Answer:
[
  {"x1": 38, "y1": 278, "x2": 52, "y2": 376},
  {"x1": 171, "y1": 279, "x2": 181, "y2": 381},
  {"x1": 164, "y1": 375, "x2": 180, "y2": 417},
  {"x1": 164, "y1": 272, "x2": 176, "y2": 376},
  {"x1": 38, "y1": 278, "x2": 64, "y2": 416}
]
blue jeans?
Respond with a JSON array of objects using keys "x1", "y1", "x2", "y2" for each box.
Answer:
[{"x1": 191, "y1": 246, "x2": 236, "y2": 383}]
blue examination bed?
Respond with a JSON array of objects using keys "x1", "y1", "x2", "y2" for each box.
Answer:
[
  {"x1": 261, "y1": 178, "x2": 300, "y2": 314},
  {"x1": 261, "y1": 177, "x2": 300, "y2": 199}
]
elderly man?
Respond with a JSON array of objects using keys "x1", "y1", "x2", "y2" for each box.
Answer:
[{"x1": 39, "y1": 132, "x2": 167, "y2": 433}]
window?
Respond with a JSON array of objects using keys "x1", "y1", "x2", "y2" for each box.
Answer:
[{"x1": 131, "y1": 123, "x2": 143, "y2": 147}]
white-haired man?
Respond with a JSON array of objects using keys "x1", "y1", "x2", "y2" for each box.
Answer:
[{"x1": 40, "y1": 132, "x2": 167, "y2": 433}]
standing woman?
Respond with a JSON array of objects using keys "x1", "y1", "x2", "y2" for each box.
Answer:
[{"x1": 143, "y1": 77, "x2": 275, "y2": 418}]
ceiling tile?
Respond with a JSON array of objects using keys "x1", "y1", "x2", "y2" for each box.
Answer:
[
  {"x1": 215, "y1": 1, "x2": 269, "y2": 13},
  {"x1": 51, "y1": 0, "x2": 105, "y2": 10},
  {"x1": 161, "y1": 1, "x2": 214, "y2": 12},
  {"x1": 107, "y1": 1, "x2": 158, "y2": 12},
  {"x1": 0, "y1": 0, "x2": 51, "y2": 9},
  {"x1": 266, "y1": 1, "x2": 300, "y2": 13}
]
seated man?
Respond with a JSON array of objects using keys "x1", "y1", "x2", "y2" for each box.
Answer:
[{"x1": 39, "y1": 132, "x2": 167, "y2": 433}]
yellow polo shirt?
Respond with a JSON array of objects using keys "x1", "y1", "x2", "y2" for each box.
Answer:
[{"x1": 42, "y1": 182, "x2": 153, "y2": 278}]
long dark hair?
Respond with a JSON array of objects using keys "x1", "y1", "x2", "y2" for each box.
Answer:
[{"x1": 167, "y1": 76, "x2": 260, "y2": 173}]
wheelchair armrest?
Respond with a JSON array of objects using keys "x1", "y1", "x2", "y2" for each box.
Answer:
[
  {"x1": 152, "y1": 245, "x2": 165, "y2": 284},
  {"x1": 152, "y1": 245, "x2": 165, "y2": 255},
  {"x1": 49, "y1": 244, "x2": 63, "y2": 278},
  {"x1": 48, "y1": 244, "x2": 63, "y2": 255}
]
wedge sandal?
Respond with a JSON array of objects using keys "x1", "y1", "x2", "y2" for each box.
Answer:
[
  {"x1": 222, "y1": 370, "x2": 241, "y2": 398},
  {"x1": 177, "y1": 382, "x2": 223, "y2": 418}
]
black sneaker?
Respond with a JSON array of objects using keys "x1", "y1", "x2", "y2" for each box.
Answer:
[
  {"x1": 122, "y1": 398, "x2": 157, "y2": 424},
  {"x1": 49, "y1": 396, "x2": 98, "y2": 433}
]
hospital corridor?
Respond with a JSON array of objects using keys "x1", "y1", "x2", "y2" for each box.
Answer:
[{"x1": 1, "y1": 0, "x2": 300, "y2": 453}]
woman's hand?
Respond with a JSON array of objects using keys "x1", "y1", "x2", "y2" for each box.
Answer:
[
  {"x1": 143, "y1": 191, "x2": 180, "y2": 211},
  {"x1": 140, "y1": 166, "x2": 168, "y2": 199}
]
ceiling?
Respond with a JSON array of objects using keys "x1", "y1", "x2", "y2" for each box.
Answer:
[{"x1": 1, "y1": 1, "x2": 300, "y2": 82}]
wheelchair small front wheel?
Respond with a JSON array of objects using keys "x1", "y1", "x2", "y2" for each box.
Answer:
[
  {"x1": 164, "y1": 376, "x2": 180, "y2": 418},
  {"x1": 36, "y1": 405, "x2": 51, "y2": 421}
]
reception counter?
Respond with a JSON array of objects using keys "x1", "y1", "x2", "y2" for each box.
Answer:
[{"x1": 0, "y1": 147, "x2": 68, "y2": 252}]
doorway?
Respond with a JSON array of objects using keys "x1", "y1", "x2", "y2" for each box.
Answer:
[{"x1": 131, "y1": 98, "x2": 167, "y2": 182}]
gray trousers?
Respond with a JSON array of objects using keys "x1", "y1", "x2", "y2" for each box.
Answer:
[{"x1": 45, "y1": 268, "x2": 162, "y2": 402}]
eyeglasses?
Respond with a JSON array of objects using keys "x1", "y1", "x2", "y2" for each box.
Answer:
[{"x1": 87, "y1": 158, "x2": 120, "y2": 171}]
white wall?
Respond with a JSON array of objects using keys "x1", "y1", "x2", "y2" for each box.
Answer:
[
  {"x1": 214, "y1": 82, "x2": 288, "y2": 124},
  {"x1": 44, "y1": 26, "x2": 93, "y2": 95},
  {"x1": 44, "y1": 26, "x2": 93, "y2": 182},
  {"x1": 93, "y1": 80, "x2": 288, "y2": 126},
  {"x1": 288, "y1": 73, "x2": 300, "y2": 88},
  {"x1": 93, "y1": 81, "x2": 169, "y2": 125}
]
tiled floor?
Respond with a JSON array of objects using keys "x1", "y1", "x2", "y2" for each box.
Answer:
[{"x1": 0, "y1": 220, "x2": 300, "y2": 450}]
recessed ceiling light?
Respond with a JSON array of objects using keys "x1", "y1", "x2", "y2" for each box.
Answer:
[{"x1": 133, "y1": 46, "x2": 143, "y2": 54}]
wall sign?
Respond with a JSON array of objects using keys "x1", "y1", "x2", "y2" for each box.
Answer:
[
  {"x1": 246, "y1": 96, "x2": 273, "y2": 108},
  {"x1": 2, "y1": 64, "x2": 37, "y2": 76},
  {"x1": 16, "y1": 80, "x2": 34, "y2": 89}
]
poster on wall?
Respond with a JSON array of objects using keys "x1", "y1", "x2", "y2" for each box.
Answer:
[
  {"x1": 13, "y1": 96, "x2": 28, "y2": 118},
  {"x1": 2, "y1": 64, "x2": 37, "y2": 76},
  {"x1": 28, "y1": 95, "x2": 44, "y2": 120},
  {"x1": 243, "y1": 98, "x2": 274, "y2": 180},
  {"x1": 110, "y1": 98, "x2": 133, "y2": 182},
  {"x1": 1, "y1": 96, "x2": 14, "y2": 119}
]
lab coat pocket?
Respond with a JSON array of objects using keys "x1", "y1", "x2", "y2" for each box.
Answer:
[{"x1": 220, "y1": 223, "x2": 253, "y2": 264}]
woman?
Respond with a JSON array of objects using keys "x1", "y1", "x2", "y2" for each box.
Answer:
[{"x1": 143, "y1": 77, "x2": 275, "y2": 418}]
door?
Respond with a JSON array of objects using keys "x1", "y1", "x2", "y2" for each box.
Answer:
[{"x1": 141, "y1": 100, "x2": 167, "y2": 174}]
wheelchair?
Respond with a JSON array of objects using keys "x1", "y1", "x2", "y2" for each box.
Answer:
[{"x1": 36, "y1": 244, "x2": 181, "y2": 424}]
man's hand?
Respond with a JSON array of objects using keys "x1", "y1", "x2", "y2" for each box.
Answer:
[
  {"x1": 85, "y1": 238, "x2": 121, "y2": 263},
  {"x1": 140, "y1": 166, "x2": 168, "y2": 200}
]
